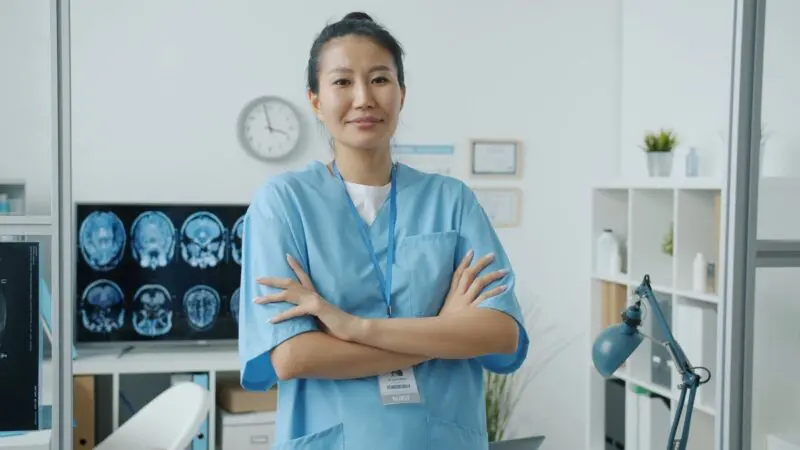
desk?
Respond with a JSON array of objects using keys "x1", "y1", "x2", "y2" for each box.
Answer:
[{"x1": 0, "y1": 431, "x2": 51, "y2": 450}]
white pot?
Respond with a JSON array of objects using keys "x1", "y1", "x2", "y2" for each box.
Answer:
[{"x1": 646, "y1": 152, "x2": 674, "y2": 177}]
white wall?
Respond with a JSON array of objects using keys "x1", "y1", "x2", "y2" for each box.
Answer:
[
  {"x1": 66, "y1": 1, "x2": 621, "y2": 448},
  {"x1": 618, "y1": 0, "x2": 735, "y2": 180},
  {"x1": 760, "y1": 0, "x2": 800, "y2": 177},
  {"x1": 0, "y1": 0, "x2": 54, "y2": 215}
]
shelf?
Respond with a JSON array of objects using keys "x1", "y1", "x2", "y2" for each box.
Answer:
[
  {"x1": 593, "y1": 177, "x2": 724, "y2": 191},
  {"x1": 0, "y1": 215, "x2": 54, "y2": 236},
  {"x1": 612, "y1": 369, "x2": 716, "y2": 416},
  {"x1": 675, "y1": 190, "x2": 722, "y2": 293},
  {"x1": 629, "y1": 189, "x2": 674, "y2": 286},
  {"x1": 73, "y1": 345, "x2": 240, "y2": 375},
  {"x1": 592, "y1": 274, "x2": 720, "y2": 305},
  {"x1": 590, "y1": 180, "x2": 725, "y2": 450}
]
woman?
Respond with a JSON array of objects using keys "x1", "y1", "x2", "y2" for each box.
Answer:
[{"x1": 238, "y1": 12, "x2": 529, "y2": 450}]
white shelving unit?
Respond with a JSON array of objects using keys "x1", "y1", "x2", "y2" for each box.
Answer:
[
  {"x1": 68, "y1": 346, "x2": 241, "y2": 450},
  {"x1": 587, "y1": 178, "x2": 726, "y2": 450},
  {"x1": 0, "y1": 179, "x2": 27, "y2": 215}
]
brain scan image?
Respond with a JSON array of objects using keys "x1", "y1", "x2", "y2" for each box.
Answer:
[
  {"x1": 79, "y1": 280, "x2": 125, "y2": 334},
  {"x1": 131, "y1": 211, "x2": 176, "y2": 270},
  {"x1": 230, "y1": 215, "x2": 244, "y2": 265},
  {"x1": 230, "y1": 288, "x2": 240, "y2": 323},
  {"x1": 183, "y1": 285, "x2": 221, "y2": 331},
  {"x1": 79, "y1": 211, "x2": 126, "y2": 271},
  {"x1": 132, "y1": 284, "x2": 173, "y2": 337},
  {"x1": 179, "y1": 212, "x2": 227, "y2": 269}
]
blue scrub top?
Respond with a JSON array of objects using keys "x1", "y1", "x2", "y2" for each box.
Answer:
[{"x1": 238, "y1": 161, "x2": 529, "y2": 450}]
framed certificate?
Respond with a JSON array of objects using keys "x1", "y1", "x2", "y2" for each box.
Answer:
[
  {"x1": 470, "y1": 139, "x2": 522, "y2": 177},
  {"x1": 471, "y1": 187, "x2": 522, "y2": 228}
]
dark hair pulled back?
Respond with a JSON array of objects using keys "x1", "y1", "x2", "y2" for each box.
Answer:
[{"x1": 306, "y1": 12, "x2": 405, "y2": 95}]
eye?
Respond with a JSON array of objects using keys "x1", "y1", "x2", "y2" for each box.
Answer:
[
  {"x1": 372, "y1": 76, "x2": 390, "y2": 84},
  {"x1": 333, "y1": 79, "x2": 351, "y2": 86}
]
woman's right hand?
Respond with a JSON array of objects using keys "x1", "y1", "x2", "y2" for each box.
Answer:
[{"x1": 439, "y1": 250, "x2": 508, "y2": 316}]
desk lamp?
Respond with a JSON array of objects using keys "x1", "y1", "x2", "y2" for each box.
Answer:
[{"x1": 592, "y1": 274, "x2": 711, "y2": 450}]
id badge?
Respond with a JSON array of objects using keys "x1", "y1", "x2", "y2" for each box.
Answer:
[{"x1": 378, "y1": 367, "x2": 421, "y2": 405}]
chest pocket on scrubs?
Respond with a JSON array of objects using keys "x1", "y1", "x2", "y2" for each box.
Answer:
[{"x1": 396, "y1": 230, "x2": 458, "y2": 317}]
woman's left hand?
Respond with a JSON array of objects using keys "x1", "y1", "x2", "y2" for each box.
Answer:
[{"x1": 255, "y1": 254, "x2": 364, "y2": 342}]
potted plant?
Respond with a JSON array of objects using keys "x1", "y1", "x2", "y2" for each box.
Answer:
[
  {"x1": 484, "y1": 298, "x2": 577, "y2": 445},
  {"x1": 661, "y1": 224, "x2": 673, "y2": 256},
  {"x1": 642, "y1": 128, "x2": 679, "y2": 177}
]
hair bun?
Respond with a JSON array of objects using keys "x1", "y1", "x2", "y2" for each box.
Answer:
[{"x1": 342, "y1": 11, "x2": 374, "y2": 22}]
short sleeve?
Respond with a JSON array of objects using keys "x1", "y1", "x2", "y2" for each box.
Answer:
[
  {"x1": 238, "y1": 184, "x2": 318, "y2": 391},
  {"x1": 457, "y1": 185, "x2": 530, "y2": 374}
]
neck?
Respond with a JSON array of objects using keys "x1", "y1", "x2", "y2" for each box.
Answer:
[{"x1": 330, "y1": 145, "x2": 393, "y2": 186}]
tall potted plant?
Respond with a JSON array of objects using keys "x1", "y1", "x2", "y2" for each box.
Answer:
[
  {"x1": 484, "y1": 299, "x2": 577, "y2": 444},
  {"x1": 642, "y1": 128, "x2": 679, "y2": 177}
]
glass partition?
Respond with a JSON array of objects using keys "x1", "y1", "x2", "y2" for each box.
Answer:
[
  {"x1": 722, "y1": 0, "x2": 800, "y2": 449},
  {"x1": 0, "y1": 1, "x2": 73, "y2": 449}
]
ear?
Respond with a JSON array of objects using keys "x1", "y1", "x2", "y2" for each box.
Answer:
[
  {"x1": 400, "y1": 87, "x2": 406, "y2": 111},
  {"x1": 307, "y1": 89, "x2": 323, "y2": 121}
]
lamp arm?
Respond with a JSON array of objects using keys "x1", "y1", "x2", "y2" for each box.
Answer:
[
  {"x1": 634, "y1": 276, "x2": 693, "y2": 374},
  {"x1": 635, "y1": 275, "x2": 704, "y2": 450}
]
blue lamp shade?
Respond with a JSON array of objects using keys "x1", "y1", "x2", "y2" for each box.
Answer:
[{"x1": 591, "y1": 322, "x2": 644, "y2": 378}]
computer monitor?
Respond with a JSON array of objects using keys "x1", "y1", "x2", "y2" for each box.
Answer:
[{"x1": 74, "y1": 203, "x2": 247, "y2": 345}]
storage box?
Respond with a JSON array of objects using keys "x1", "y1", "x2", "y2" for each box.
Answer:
[
  {"x1": 216, "y1": 409, "x2": 276, "y2": 450},
  {"x1": 216, "y1": 380, "x2": 277, "y2": 413}
]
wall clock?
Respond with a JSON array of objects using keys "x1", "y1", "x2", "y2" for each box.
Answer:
[{"x1": 237, "y1": 95, "x2": 302, "y2": 161}]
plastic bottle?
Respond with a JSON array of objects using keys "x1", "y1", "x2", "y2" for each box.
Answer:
[
  {"x1": 0, "y1": 194, "x2": 9, "y2": 215},
  {"x1": 595, "y1": 229, "x2": 619, "y2": 276},
  {"x1": 609, "y1": 251, "x2": 622, "y2": 276},
  {"x1": 685, "y1": 147, "x2": 699, "y2": 177},
  {"x1": 692, "y1": 253, "x2": 707, "y2": 292}
]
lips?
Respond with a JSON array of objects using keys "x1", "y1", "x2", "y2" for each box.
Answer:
[{"x1": 349, "y1": 116, "x2": 382, "y2": 124}]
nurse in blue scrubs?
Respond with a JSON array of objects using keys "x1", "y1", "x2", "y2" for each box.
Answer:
[{"x1": 238, "y1": 11, "x2": 530, "y2": 450}]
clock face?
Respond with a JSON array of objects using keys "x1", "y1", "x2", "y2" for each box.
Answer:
[{"x1": 238, "y1": 96, "x2": 301, "y2": 161}]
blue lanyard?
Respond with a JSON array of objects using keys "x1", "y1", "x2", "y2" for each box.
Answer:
[{"x1": 332, "y1": 161, "x2": 397, "y2": 317}]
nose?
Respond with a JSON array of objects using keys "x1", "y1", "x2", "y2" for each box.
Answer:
[{"x1": 352, "y1": 80, "x2": 375, "y2": 109}]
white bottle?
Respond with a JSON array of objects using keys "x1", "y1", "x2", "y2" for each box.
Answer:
[
  {"x1": 692, "y1": 253, "x2": 707, "y2": 292},
  {"x1": 609, "y1": 250, "x2": 622, "y2": 276},
  {"x1": 595, "y1": 229, "x2": 619, "y2": 276}
]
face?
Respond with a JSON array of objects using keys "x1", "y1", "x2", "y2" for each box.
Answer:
[{"x1": 309, "y1": 35, "x2": 405, "y2": 153}]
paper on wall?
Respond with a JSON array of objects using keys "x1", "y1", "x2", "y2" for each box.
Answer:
[{"x1": 392, "y1": 144, "x2": 455, "y2": 176}]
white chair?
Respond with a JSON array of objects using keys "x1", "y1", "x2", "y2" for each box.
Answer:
[{"x1": 94, "y1": 382, "x2": 210, "y2": 450}]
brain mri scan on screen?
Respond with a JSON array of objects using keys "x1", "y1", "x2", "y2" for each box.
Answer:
[
  {"x1": 231, "y1": 215, "x2": 244, "y2": 265},
  {"x1": 230, "y1": 287, "x2": 240, "y2": 323},
  {"x1": 183, "y1": 285, "x2": 221, "y2": 331},
  {"x1": 80, "y1": 279, "x2": 125, "y2": 333},
  {"x1": 79, "y1": 211, "x2": 126, "y2": 271},
  {"x1": 75, "y1": 204, "x2": 245, "y2": 344},
  {"x1": 180, "y1": 212, "x2": 227, "y2": 269},
  {"x1": 132, "y1": 284, "x2": 173, "y2": 337},
  {"x1": 131, "y1": 211, "x2": 177, "y2": 269}
]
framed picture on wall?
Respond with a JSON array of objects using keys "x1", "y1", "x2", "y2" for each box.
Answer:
[
  {"x1": 470, "y1": 139, "x2": 523, "y2": 177},
  {"x1": 471, "y1": 187, "x2": 522, "y2": 228}
]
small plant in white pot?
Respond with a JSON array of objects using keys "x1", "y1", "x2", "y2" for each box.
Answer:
[{"x1": 642, "y1": 128, "x2": 679, "y2": 177}]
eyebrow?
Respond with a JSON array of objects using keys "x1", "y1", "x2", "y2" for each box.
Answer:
[{"x1": 328, "y1": 65, "x2": 392, "y2": 74}]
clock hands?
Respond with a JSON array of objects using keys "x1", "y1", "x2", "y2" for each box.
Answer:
[
  {"x1": 262, "y1": 104, "x2": 274, "y2": 131},
  {"x1": 261, "y1": 103, "x2": 289, "y2": 137}
]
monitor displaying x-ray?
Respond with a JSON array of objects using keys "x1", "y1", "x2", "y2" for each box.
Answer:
[{"x1": 75, "y1": 203, "x2": 247, "y2": 344}]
